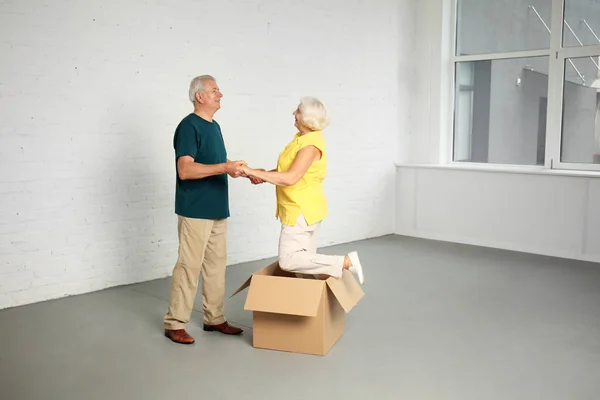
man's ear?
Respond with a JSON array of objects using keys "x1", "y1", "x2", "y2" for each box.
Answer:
[{"x1": 195, "y1": 92, "x2": 203, "y2": 104}]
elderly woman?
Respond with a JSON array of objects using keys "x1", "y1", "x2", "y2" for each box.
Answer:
[{"x1": 242, "y1": 97, "x2": 364, "y2": 284}]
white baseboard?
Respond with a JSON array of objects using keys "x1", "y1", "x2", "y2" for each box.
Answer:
[{"x1": 395, "y1": 229, "x2": 600, "y2": 264}]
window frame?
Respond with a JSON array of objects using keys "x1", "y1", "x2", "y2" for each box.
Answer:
[{"x1": 447, "y1": 0, "x2": 600, "y2": 172}]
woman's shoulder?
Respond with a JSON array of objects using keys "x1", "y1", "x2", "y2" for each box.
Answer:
[{"x1": 299, "y1": 130, "x2": 326, "y2": 146}]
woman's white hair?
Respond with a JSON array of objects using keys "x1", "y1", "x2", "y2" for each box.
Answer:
[
  {"x1": 188, "y1": 75, "x2": 216, "y2": 103},
  {"x1": 298, "y1": 97, "x2": 330, "y2": 131}
]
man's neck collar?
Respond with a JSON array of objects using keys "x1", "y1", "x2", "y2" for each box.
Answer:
[{"x1": 193, "y1": 109, "x2": 215, "y2": 122}]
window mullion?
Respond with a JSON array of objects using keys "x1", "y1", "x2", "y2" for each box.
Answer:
[
  {"x1": 453, "y1": 49, "x2": 551, "y2": 63},
  {"x1": 446, "y1": 0, "x2": 460, "y2": 164},
  {"x1": 544, "y1": 0, "x2": 566, "y2": 169}
]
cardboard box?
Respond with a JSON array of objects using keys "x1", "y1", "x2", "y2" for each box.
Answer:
[{"x1": 231, "y1": 261, "x2": 365, "y2": 356}]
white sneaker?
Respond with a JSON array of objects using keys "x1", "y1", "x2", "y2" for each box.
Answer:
[{"x1": 347, "y1": 251, "x2": 364, "y2": 284}]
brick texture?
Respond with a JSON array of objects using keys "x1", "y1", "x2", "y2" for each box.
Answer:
[{"x1": 0, "y1": 0, "x2": 402, "y2": 309}]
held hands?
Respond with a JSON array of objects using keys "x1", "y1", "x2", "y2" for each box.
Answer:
[
  {"x1": 225, "y1": 160, "x2": 266, "y2": 184},
  {"x1": 241, "y1": 165, "x2": 266, "y2": 185},
  {"x1": 224, "y1": 160, "x2": 247, "y2": 178}
]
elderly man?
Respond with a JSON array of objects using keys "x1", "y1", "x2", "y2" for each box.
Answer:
[{"x1": 164, "y1": 75, "x2": 245, "y2": 345}]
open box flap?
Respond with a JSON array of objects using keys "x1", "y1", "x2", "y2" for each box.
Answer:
[
  {"x1": 230, "y1": 261, "x2": 281, "y2": 298},
  {"x1": 244, "y1": 275, "x2": 325, "y2": 317},
  {"x1": 230, "y1": 276, "x2": 252, "y2": 298},
  {"x1": 325, "y1": 270, "x2": 365, "y2": 313}
]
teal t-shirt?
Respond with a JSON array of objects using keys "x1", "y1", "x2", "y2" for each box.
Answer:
[{"x1": 173, "y1": 113, "x2": 230, "y2": 219}]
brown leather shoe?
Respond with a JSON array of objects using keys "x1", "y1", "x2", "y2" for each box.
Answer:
[
  {"x1": 164, "y1": 329, "x2": 195, "y2": 344},
  {"x1": 203, "y1": 321, "x2": 243, "y2": 335}
]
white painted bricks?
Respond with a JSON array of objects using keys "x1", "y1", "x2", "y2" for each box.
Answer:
[{"x1": 0, "y1": 0, "x2": 403, "y2": 309}]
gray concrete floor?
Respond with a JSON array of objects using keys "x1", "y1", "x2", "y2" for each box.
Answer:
[{"x1": 1, "y1": 235, "x2": 600, "y2": 399}]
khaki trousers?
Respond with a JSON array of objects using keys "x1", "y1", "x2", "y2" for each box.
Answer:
[
  {"x1": 278, "y1": 214, "x2": 345, "y2": 278},
  {"x1": 164, "y1": 216, "x2": 227, "y2": 330}
]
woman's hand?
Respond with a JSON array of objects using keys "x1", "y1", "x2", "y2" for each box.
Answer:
[
  {"x1": 242, "y1": 166, "x2": 266, "y2": 184},
  {"x1": 240, "y1": 146, "x2": 319, "y2": 187}
]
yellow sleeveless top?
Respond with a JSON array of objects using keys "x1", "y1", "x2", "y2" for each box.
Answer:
[{"x1": 275, "y1": 130, "x2": 327, "y2": 226}]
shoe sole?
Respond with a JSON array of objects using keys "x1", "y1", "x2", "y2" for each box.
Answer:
[
  {"x1": 348, "y1": 251, "x2": 364, "y2": 284},
  {"x1": 203, "y1": 326, "x2": 243, "y2": 335}
]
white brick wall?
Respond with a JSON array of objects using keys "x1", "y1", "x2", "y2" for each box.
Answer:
[{"x1": 0, "y1": 0, "x2": 405, "y2": 309}]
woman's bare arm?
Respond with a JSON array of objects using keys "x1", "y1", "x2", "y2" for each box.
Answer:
[{"x1": 242, "y1": 146, "x2": 320, "y2": 186}]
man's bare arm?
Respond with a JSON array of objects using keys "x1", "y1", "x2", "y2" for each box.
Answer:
[{"x1": 177, "y1": 156, "x2": 245, "y2": 180}]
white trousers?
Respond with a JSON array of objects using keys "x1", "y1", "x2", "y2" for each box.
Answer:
[{"x1": 278, "y1": 214, "x2": 345, "y2": 278}]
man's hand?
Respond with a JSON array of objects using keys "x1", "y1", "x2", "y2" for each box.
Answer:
[
  {"x1": 249, "y1": 176, "x2": 265, "y2": 184},
  {"x1": 249, "y1": 168, "x2": 266, "y2": 184},
  {"x1": 225, "y1": 160, "x2": 247, "y2": 178}
]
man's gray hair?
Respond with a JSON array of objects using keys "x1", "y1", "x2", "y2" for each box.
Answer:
[
  {"x1": 298, "y1": 97, "x2": 330, "y2": 131},
  {"x1": 188, "y1": 75, "x2": 216, "y2": 103}
]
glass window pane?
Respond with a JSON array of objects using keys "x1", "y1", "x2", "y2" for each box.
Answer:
[
  {"x1": 453, "y1": 57, "x2": 550, "y2": 165},
  {"x1": 563, "y1": 1, "x2": 600, "y2": 47},
  {"x1": 456, "y1": 0, "x2": 551, "y2": 56},
  {"x1": 560, "y1": 55, "x2": 600, "y2": 164}
]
